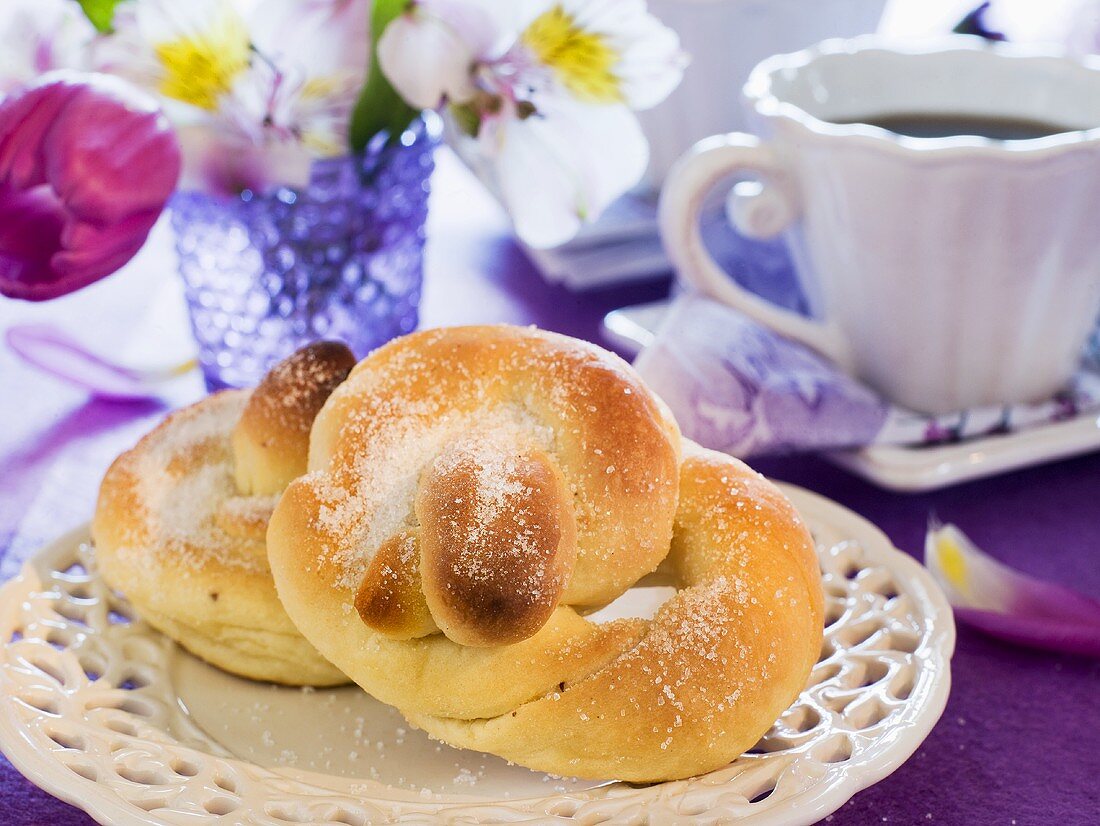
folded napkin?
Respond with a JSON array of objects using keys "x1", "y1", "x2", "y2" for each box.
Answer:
[{"x1": 634, "y1": 291, "x2": 1100, "y2": 457}]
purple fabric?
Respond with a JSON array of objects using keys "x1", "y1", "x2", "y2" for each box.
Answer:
[{"x1": 1, "y1": 157, "x2": 1099, "y2": 825}]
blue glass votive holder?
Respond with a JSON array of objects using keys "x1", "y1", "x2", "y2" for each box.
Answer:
[{"x1": 172, "y1": 119, "x2": 437, "y2": 390}]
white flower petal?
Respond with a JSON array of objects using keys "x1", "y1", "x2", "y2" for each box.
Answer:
[
  {"x1": 249, "y1": 0, "x2": 369, "y2": 81},
  {"x1": 0, "y1": 0, "x2": 95, "y2": 94},
  {"x1": 421, "y1": 0, "x2": 509, "y2": 57},
  {"x1": 135, "y1": 0, "x2": 242, "y2": 44},
  {"x1": 490, "y1": 98, "x2": 648, "y2": 247},
  {"x1": 556, "y1": 99, "x2": 649, "y2": 217},
  {"x1": 492, "y1": 118, "x2": 583, "y2": 248},
  {"x1": 610, "y1": 16, "x2": 685, "y2": 110},
  {"x1": 88, "y1": 5, "x2": 156, "y2": 84},
  {"x1": 378, "y1": 10, "x2": 476, "y2": 109},
  {"x1": 508, "y1": 0, "x2": 555, "y2": 39}
]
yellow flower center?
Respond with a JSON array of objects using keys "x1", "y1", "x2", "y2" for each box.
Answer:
[
  {"x1": 935, "y1": 534, "x2": 969, "y2": 593},
  {"x1": 154, "y1": 9, "x2": 250, "y2": 110},
  {"x1": 523, "y1": 6, "x2": 622, "y2": 104}
]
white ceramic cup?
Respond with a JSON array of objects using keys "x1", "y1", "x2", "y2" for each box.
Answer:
[{"x1": 659, "y1": 36, "x2": 1100, "y2": 415}]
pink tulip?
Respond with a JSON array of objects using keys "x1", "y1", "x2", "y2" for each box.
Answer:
[{"x1": 0, "y1": 72, "x2": 180, "y2": 301}]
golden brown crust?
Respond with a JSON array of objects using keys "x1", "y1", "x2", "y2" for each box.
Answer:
[
  {"x1": 233, "y1": 341, "x2": 356, "y2": 495},
  {"x1": 266, "y1": 326, "x2": 822, "y2": 779},
  {"x1": 354, "y1": 531, "x2": 436, "y2": 639},
  {"x1": 415, "y1": 442, "x2": 577, "y2": 646}
]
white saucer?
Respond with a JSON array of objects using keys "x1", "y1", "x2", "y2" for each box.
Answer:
[
  {"x1": 604, "y1": 300, "x2": 1100, "y2": 492},
  {"x1": 0, "y1": 486, "x2": 953, "y2": 825}
]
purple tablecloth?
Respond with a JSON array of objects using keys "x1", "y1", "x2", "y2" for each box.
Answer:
[{"x1": 1, "y1": 155, "x2": 1097, "y2": 825}]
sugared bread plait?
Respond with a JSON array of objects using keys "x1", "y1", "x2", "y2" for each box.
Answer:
[
  {"x1": 292, "y1": 325, "x2": 683, "y2": 652},
  {"x1": 268, "y1": 325, "x2": 823, "y2": 780},
  {"x1": 93, "y1": 343, "x2": 355, "y2": 686},
  {"x1": 233, "y1": 341, "x2": 356, "y2": 495}
]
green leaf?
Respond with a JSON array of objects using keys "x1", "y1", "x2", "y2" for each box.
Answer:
[
  {"x1": 76, "y1": 0, "x2": 124, "y2": 34},
  {"x1": 348, "y1": 0, "x2": 420, "y2": 153}
]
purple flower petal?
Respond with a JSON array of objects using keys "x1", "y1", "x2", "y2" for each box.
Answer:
[
  {"x1": 0, "y1": 72, "x2": 180, "y2": 301},
  {"x1": 953, "y1": 607, "x2": 1100, "y2": 659},
  {"x1": 926, "y1": 523, "x2": 1100, "y2": 658}
]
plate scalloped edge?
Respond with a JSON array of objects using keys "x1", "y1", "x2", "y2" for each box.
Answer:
[{"x1": 0, "y1": 485, "x2": 955, "y2": 825}]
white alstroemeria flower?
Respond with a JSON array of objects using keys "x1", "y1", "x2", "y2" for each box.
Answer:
[
  {"x1": 379, "y1": 0, "x2": 683, "y2": 246},
  {"x1": 219, "y1": 53, "x2": 356, "y2": 159},
  {"x1": 100, "y1": 0, "x2": 369, "y2": 194},
  {"x1": 0, "y1": 0, "x2": 97, "y2": 95},
  {"x1": 104, "y1": 0, "x2": 253, "y2": 112},
  {"x1": 517, "y1": 0, "x2": 685, "y2": 110},
  {"x1": 229, "y1": 0, "x2": 369, "y2": 157}
]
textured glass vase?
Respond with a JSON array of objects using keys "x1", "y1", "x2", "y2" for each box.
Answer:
[{"x1": 172, "y1": 120, "x2": 436, "y2": 390}]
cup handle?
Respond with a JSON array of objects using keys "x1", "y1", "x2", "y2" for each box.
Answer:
[{"x1": 658, "y1": 132, "x2": 851, "y2": 369}]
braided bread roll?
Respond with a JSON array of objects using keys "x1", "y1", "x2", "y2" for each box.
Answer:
[
  {"x1": 268, "y1": 326, "x2": 823, "y2": 780},
  {"x1": 93, "y1": 343, "x2": 355, "y2": 685}
]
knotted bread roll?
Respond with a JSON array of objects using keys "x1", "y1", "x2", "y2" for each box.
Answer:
[
  {"x1": 267, "y1": 326, "x2": 823, "y2": 780},
  {"x1": 93, "y1": 342, "x2": 355, "y2": 685}
]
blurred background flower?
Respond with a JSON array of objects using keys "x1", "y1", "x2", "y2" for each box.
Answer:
[
  {"x1": 376, "y1": 0, "x2": 686, "y2": 246},
  {"x1": 94, "y1": 0, "x2": 370, "y2": 195},
  {"x1": 0, "y1": 73, "x2": 180, "y2": 301},
  {"x1": 0, "y1": 0, "x2": 685, "y2": 257},
  {"x1": 78, "y1": 0, "x2": 684, "y2": 245}
]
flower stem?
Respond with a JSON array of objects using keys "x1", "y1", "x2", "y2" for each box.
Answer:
[{"x1": 348, "y1": 0, "x2": 420, "y2": 152}]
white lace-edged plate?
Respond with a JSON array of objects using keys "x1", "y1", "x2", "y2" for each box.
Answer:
[{"x1": 0, "y1": 485, "x2": 954, "y2": 825}]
